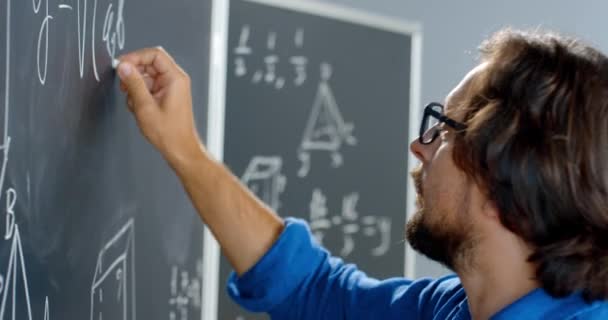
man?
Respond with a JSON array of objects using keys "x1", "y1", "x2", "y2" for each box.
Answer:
[{"x1": 116, "y1": 29, "x2": 608, "y2": 319}]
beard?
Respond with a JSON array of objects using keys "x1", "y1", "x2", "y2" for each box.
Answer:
[{"x1": 405, "y1": 166, "x2": 475, "y2": 272}]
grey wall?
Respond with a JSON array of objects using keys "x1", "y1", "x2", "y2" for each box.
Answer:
[{"x1": 310, "y1": 0, "x2": 608, "y2": 278}]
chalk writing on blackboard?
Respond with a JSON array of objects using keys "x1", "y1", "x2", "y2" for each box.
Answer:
[
  {"x1": 251, "y1": 31, "x2": 283, "y2": 89},
  {"x1": 297, "y1": 63, "x2": 357, "y2": 177},
  {"x1": 233, "y1": 25, "x2": 308, "y2": 90},
  {"x1": 31, "y1": 0, "x2": 127, "y2": 84},
  {"x1": 234, "y1": 25, "x2": 252, "y2": 77},
  {"x1": 241, "y1": 156, "x2": 286, "y2": 212},
  {"x1": 91, "y1": 0, "x2": 127, "y2": 81},
  {"x1": 0, "y1": 192, "x2": 52, "y2": 320},
  {"x1": 90, "y1": 219, "x2": 135, "y2": 320},
  {"x1": 34, "y1": 0, "x2": 53, "y2": 84},
  {"x1": 98, "y1": 0, "x2": 125, "y2": 79},
  {"x1": 168, "y1": 258, "x2": 203, "y2": 320},
  {"x1": 309, "y1": 189, "x2": 392, "y2": 257},
  {"x1": 290, "y1": 28, "x2": 307, "y2": 86},
  {"x1": 0, "y1": 3, "x2": 52, "y2": 317}
]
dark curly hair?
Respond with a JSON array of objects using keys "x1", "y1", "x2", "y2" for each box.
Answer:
[{"x1": 450, "y1": 29, "x2": 608, "y2": 301}]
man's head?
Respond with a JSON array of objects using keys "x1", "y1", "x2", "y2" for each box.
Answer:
[
  {"x1": 406, "y1": 28, "x2": 608, "y2": 300},
  {"x1": 406, "y1": 64, "x2": 484, "y2": 272}
]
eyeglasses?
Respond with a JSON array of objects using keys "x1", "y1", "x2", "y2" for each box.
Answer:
[{"x1": 419, "y1": 102, "x2": 467, "y2": 145}]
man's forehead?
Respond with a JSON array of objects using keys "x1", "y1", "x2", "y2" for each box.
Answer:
[{"x1": 444, "y1": 63, "x2": 488, "y2": 113}]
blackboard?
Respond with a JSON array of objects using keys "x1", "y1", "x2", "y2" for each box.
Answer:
[
  {"x1": 212, "y1": 0, "x2": 421, "y2": 318},
  {"x1": 0, "y1": 0, "x2": 210, "y2": 319}
]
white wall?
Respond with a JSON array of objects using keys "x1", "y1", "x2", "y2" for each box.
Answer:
[{"x1": 310, "y1": 0, "x2": 608, "y2": 278}]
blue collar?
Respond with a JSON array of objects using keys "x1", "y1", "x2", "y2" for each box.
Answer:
[{"x1": 489, "y1": 288, "x2": 590, "y2": 320}]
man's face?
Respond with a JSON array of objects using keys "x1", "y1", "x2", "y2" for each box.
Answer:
[{"x1": 405, "y1": 65, "x2": 485, "y2": 271}]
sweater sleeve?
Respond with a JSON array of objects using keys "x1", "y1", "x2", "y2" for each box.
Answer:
[{"x1": 227, "y1": 218, "x2": 460, "y2": 320}]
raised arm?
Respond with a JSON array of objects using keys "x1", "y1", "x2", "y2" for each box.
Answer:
[{"x1": 116, "y1": 47, "x2": 284, "y2": 275}]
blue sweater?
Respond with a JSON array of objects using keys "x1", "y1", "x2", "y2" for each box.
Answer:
[{"x1": 228, "y1": 218, "x2": 608, "y2": 319}]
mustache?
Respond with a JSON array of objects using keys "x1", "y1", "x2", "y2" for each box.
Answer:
[{"x1": 410, "y1": 165, "x2": 423, "y2": 196}]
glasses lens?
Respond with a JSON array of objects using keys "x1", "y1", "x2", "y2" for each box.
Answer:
[{"x1": 421, "y1": 105, "x2": 442, "y2": 144}]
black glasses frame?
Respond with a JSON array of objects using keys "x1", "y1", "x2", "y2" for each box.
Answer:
[{"x1": 419, "y1": 102, "x2": 467, "y2": 145}]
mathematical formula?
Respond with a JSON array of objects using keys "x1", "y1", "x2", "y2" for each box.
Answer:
[
  {"x1": 33, "y1": 0, "x2": 126, "y2": 84},
  {"x1": 309, "y1": 189, "x2": 391, "y2": 257},
  {"x1": 168, "y1": 259, "x2": 203, "y2": 320},
  {"x1": 233, "y1": 25, "x2": 307, "y2": 90}
]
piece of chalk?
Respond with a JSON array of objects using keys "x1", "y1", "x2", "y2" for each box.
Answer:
[{"x1": 112, "y1": 58, "x2": 120, "y2": 69}]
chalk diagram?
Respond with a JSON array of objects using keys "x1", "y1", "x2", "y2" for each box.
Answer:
[
  {"x1": 90, "y1": 219, "x2": 135, "y2": 320},
  {"x1": 241, "y1": 156, "x2": 286, "y2": 212},
  {"x1": 0, "y1": 208, "x2": 51, "y2": 320},
  {"x1": 298, "y1": 63, "x2": 357, "y2": 177}
]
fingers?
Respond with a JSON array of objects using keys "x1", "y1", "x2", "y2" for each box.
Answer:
[
  {"x1": 142, "y1": 73, "x2": 154, "y2": 92},
  {"x1": 118, "y1": 47, "x2": 182, "y2": 81},
  {"x1": 117, "y1": 62, "x2": 156, "y2": 113},
  {"x1": 121, "y1": 72, "x2": 154, "y2": 93}
]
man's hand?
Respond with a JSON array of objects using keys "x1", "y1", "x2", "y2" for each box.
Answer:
[
  {"x1": 117, "y1": 47, "x2": 202, "y2": 165},
  {"x1": 116, "y1": 47, "x2": 284, "y2": 276}
]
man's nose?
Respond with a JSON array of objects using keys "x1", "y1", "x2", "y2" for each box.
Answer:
[{"x1": 409, "y1": 138, "x2": 433, "y2": 164}]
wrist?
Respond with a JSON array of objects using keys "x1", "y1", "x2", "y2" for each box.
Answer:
[{"x1": 164, "y1": 139, "x2": 213, "y2": 176}]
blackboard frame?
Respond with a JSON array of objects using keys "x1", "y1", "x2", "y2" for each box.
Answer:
[{"x1": 204, "y1": 1, "x2": 422, "y2": 319}]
